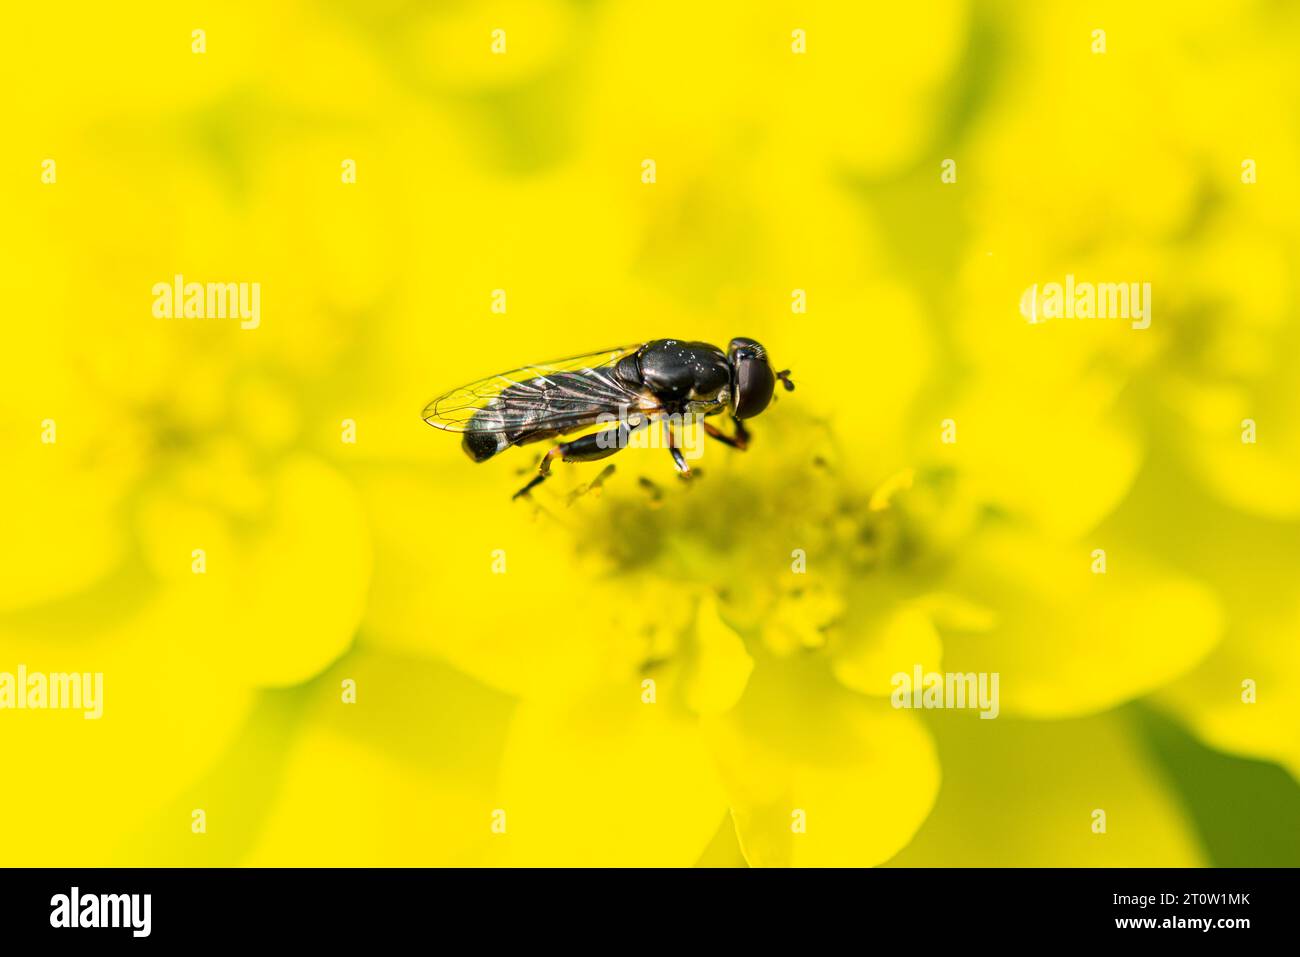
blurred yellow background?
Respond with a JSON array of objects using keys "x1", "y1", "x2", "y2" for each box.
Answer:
[{"x1": 2, "y1": 1, "x2": 1298, "y2": 866}]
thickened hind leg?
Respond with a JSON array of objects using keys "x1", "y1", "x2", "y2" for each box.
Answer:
[{"x1": 512, "y1": 420, "x2": 644, "y2": 500}]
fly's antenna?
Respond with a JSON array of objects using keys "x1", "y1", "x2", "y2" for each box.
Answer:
[{"x1": 776, "y1": 369, "x2": 795, "y2": 392}]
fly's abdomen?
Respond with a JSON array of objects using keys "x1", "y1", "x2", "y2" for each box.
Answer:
[
  {"x1": 459, "y1": 371, "x2": 628, "y2": 462},
  {"x1": 460, "y1": 394, "x2": 514, "y2": 462},
  {"x1": 462, "y1": 426, "x2": 509, "y2": 462}
]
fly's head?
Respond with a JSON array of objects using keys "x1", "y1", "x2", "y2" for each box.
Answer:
[{"x1": 727, "y1": 337, "x2": 794, "y2": 419}]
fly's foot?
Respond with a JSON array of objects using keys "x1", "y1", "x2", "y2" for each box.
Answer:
[{"x1": 512, "y1": 474, "x2": 547, "y2": 500}]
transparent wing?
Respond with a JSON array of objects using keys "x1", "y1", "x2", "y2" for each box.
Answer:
[{"x1": 422, "y1": 343, "x2": 653, "y2": 436}]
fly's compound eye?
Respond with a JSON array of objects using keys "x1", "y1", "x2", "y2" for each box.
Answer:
[{"x1": 731, "y1": 352, "x2": 776, "y2": 419}]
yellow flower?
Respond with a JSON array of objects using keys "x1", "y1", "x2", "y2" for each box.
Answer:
[{"x1": 4, "y1": 0, "x2": 1296, "y2": 868}]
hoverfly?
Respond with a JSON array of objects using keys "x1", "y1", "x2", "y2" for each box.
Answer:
[{"x1": 422, "y1": 338, "x2": 794, "y2": 499}]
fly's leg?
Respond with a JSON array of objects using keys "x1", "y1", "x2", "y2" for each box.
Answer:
[
  {"x1": 663, "y1": 420, "x2": 692, "y2": 477},
  {"x1": 703, "y1": 415, "x2": 750, "y2": 450},
  {"x1": 512, "y1": 446, "x2": 562, "y2": 500},
  {"x1": 513, "y1": 418, "x2": 646, "y2": 500},
  {"x1": 733, "y1": 416, "x2": 751, "y2": 446}
]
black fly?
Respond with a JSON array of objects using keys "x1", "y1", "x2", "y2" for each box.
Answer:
[{"x1": 423, "y1": 338, "x2": 794, "y2": 499}]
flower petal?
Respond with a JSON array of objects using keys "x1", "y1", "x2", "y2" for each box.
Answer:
[
  {"x1": 705, "y1": 659, "x2": 938, "y2": 867},
  {"x1": 937, "y1": 526, "x2": 1222, "y2": 717},
  {"x1": 491, "y1": 687, "x2": 727, "y2": 866},
  {"x1": 887, "y1": 712, "x2": 1206, "y2": 866}
]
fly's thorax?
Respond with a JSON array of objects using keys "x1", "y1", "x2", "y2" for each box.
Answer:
[{"x1": 637, "y1": 339, "x2": 730, "y2": 404}]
